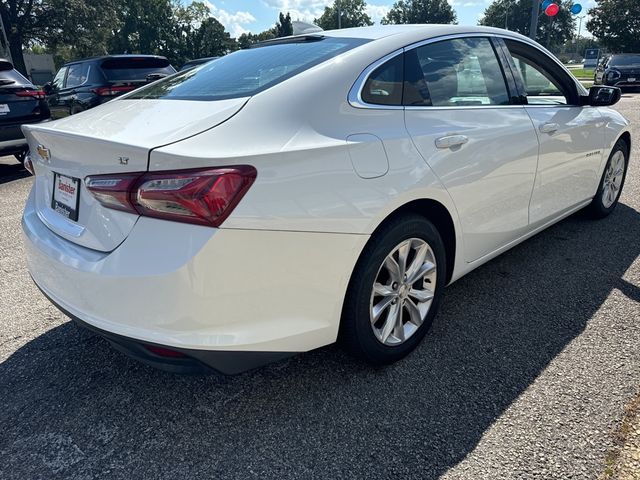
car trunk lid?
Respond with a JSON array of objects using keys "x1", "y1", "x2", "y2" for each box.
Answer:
[{"x1": 23, "y1": 97, "x2": 248, "y2": 252}]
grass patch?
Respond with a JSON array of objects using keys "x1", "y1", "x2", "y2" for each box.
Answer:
[
  {"x1": 600, "y1": 392, "x2": 640, "y2": 479},
  {"x1": 568, "y1": 68, "x2": 595, "y2": 79}
]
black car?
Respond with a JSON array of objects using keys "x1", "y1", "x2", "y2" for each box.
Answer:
[
  {"x1": 594, "y1": 53, "x2": 640, "y2": 89},
  {"x1": 179, "y1": 57, "x2": 219, "y2": 71},
  {"x1": 44, "y1": 55, "x2": 176, "y2": 119},
  {"x1": 0, "y1": 59, "x2": 50, "y2": 162}
]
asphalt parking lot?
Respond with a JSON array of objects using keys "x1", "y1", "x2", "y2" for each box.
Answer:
[{"x1": 1, "y1": 95, "x2": 639, "y2": 480}]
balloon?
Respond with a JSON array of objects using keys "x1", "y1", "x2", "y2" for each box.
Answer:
[
  {"x1": 570, "y1": 3, "x2": 582, "y2": 14},
  {"x1": 545, "y1": 3, "x2": 560, "y2": 16},
  {"x1": 541, "y1": 0, "x2": 553, "y2": 9}
]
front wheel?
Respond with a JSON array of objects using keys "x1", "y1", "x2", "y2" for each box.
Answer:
[
  {"x1": 587, "y1": 138, "x2": 629, "y2": 218},
  {"x1": 340, "y1": 215, "x2": 446, "y2": 365}
]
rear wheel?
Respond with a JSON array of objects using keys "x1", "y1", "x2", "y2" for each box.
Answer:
[
  {"x1": 587, "y1": 138, "x2": 629, "y2": 218},
  {"x1": 14, "y1": 150, "x2": 27, "y2": 163},
  {"x1": 340, "y1": 215, "x2": 446, "y2": 365}
]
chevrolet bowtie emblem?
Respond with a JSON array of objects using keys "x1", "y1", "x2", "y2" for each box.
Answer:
[{"x1": 36, "y1": 145, "x2": 50, "y2": 161}]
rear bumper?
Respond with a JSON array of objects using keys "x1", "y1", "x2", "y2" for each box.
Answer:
[{"x1": 23, "y1": 186, "x2": 368, "y2": 373}]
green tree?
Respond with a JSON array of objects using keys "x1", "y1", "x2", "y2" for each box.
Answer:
[
  {"x1": 314, "y1": 0, "x2": 373, "y2": 30},
  {"x1": 480, "y1": 0, "x2": 576, "y2": 49},
  {"x1": 587, "y1": 0, "x2": 640, "y2": 52},
  {"x1": 275, "y1": 12, "x2": 293, "y2": 37},
  {"x1": 237, "y1": 29, "x2": 277, "y2": 49},
  {"x1": 382, "y1": 0, "x2": 457, "y2": 25}
]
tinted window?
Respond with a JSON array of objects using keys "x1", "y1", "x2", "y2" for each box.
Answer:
[
  {"x1": 362, "y1": 54, "x2": 403, "y2": 106},
  {"x1": 0, "y1": 64, "x2": 31, "y2": 87},
  {"x1": 101, "y1": 57, "x2": 175, "y2": 82},
  {"x1": 65, "y1": 63, "x2": 90, "y2": 88},
  {"x1": 609, "y1": 55, "x2": 640, "y2": 66},
  {"x1": 405, "y1": 37, "x2": 510, "y2": 107},
  {"x1": 129, "y1": 37, "x2": 369, "y2": 101},
  {"x1": 510, "y1": 54, "x2": 567, "y2": 105},
  {"x1": 52, "y1": 67, "x2": 68, "y2": 90}
]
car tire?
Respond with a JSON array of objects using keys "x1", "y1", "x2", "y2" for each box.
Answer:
[
  {"x1": 587, "y1": 138, "x2": 629, "y2": 219},
  {"x1": 14, "y1": 150, "x2": 27, "y2": 163},
  {"x1": 340, "y1": 215, "x2": 446, "y2": 365}
]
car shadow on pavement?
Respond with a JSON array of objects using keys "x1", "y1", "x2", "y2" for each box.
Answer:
[
  {"x1": 0, "y1": 161, "x2": 29, "y2": 184},
  {"x1": 2, "y1": 203, "x2": 640, "y2": 479}
]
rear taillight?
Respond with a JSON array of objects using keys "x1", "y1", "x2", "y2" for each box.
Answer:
[
  {"x1": 85, "y1": 166, "x2": 257, "y2": 227},
  {"x1": 91, "y1": 85, "x2": 136, "y2": 97},
  {"x1": 15, "y1": 90, "x2": 45, "y2": 99}
]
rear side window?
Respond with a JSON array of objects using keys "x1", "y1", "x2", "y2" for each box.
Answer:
[
  {"x1": 0, "y1": 62, "x2": 32, "y2": 87},
  {"x1": 405, "y1": 37, "x2": 510, "y2": 107},
  {"x1": 65, "y1": 63, "x2": 90, "y2": 88},
  {"x1": 128, "y1": 37, "x2": 369, "y2": 101},
  {"x1": 101, "y1": 57, "x2": 175, "y2": 82},
  {"x1": 361, "y1": 54, "x2": 403, "y2": 106}
]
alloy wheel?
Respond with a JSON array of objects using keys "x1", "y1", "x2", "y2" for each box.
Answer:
[
  {"x1": 369, "y1": 238, "x2": 437, "y2": 346},
  {"x1": 602, "y1": 150, "x2": 625, "y2": 208}
]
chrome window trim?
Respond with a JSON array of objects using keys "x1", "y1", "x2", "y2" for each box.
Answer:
[
  {"x1": 348, "y1": 31, "x2": 587, "y2": 110},
  {"x1": 348, "y1": 49, "x2": 404, "y2": 110}
]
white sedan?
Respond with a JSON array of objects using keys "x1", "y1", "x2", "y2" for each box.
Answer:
[{"x1": 22, "y1": 25, "x2": 631, "y2": 374}]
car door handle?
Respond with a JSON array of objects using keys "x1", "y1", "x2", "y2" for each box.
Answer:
[
  {"x1": 539, "y1": 123, "x2": 559, "y2": 134},
  {"x1": 435, "y1": 135, "x2": 468, "y2": 149}
]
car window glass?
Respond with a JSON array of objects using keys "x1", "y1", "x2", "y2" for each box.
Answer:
[
  {"x1": 510, "y1": 54, "x2": 568, "y2": 105},
  {"x1": 65, "y1": 63, "x2": 90, "y2": 88},
  {"x1": 52, "y1": 67, "x2": 68, "y2": 90},
  {"x1": 129, "y1": 37, "x2": 369, "y2": 101},
  {"x1": 404, "y1": 37, "x2": 510, "y2": 107},
  {"x1": 0, "y1": 64, "x2": 31, "y2": 87},
  {"x1": 362, "y1": 54, "x2": 403, "y2": 106}
]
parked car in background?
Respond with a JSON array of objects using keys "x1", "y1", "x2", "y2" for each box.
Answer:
[
  {"x1": 22, "y1": 25, "x2": 630, "y2": 374},
  {"x1": 0, "y1": 59, "x2": 50, "y2": 162},
  {"x1": 179, "y1": 57, "x2": 219, "y2": 71},
  {"x1": 44, "y1": 55, "x2": 176, "y2": 119},
  {"x1": 594, "y1": 53, "x2": 640, "y2": 89}
]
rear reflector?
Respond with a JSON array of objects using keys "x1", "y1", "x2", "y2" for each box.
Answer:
[
  {"x1": 85, "y1": 166, "x2": 257, "y2": 227},
  {"x1": 143, "y1": 345, "x2": 187, "y2": 358}
]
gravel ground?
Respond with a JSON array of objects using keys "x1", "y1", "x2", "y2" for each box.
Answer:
[{"x1": 1, "y1": 94, "x2": 639, "y2": 480}]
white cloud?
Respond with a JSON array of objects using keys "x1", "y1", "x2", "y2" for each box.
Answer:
[
  {"x1": 260, "y1": 0, "x2": 328, "y2": 22},
  {"x1": 205, "y1": 2, "x2": 257, "y2": 37},
  {"x1": 367, "y1": 4, "x2": 390, "y2": 24}
]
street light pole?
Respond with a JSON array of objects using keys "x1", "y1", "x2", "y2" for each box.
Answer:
[
  {"x1": 505, "y1": 0, "x2": 509, "y2": 29},
  {"x1": 337, "y1": 0, "x2": 342, "y2": 29},
  {"x1": 574, "y1": 15, "x2": 586, "y2": 60},
  {"x1": 529, "y1": 0, "x2": 540, "y2": 39}
]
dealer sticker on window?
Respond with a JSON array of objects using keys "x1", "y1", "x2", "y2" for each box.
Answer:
[{"x1": 52, "y1": 173, "x2": 80, "y2": 221}]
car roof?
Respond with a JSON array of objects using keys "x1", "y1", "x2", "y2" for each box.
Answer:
[
  {"x1": 319, "y1": 24, "x2": 531, "y2": 42},
  {"x1": 63, "y1": 54, "x2": 169, "y2": 66}
]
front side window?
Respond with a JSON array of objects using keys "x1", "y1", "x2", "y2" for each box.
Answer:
[
  {"x1": 404, "y1": 37, "x2": 510, "y2": 107},
  {"x1": 129, "y1": 37, "x2": 369, "y2": 101},
  {"x1": 52, "y1": 67, "x2": 68, "y2": 90},
  {"x1": 510, "y1": 54, "x2": 568, "y2": 105}
]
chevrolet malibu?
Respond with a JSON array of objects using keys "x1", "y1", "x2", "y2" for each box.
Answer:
[{"x1": 22, "y1": 25, "x2": 631, "y2": 374}]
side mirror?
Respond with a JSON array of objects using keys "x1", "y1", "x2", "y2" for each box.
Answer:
[
  {"x1": 584, "y1": 85, "x2": 621, "y2": 107},
  {"x1": 42, "y1": 82, "x2": 53, "y2": 95}
]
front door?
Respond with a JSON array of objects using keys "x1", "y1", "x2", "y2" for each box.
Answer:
[{"x1": 503, "y1": 39, "x2": 605, "y2": 225}]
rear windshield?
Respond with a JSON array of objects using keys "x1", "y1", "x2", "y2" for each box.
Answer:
[
  {"x1": 609, "y1": 55, "x2": 640, "y2": 66},
  {"x1": 100, "y1": 57, "x2": 176, "y2": 82},
  {"x1": 128, "y1": 37, "x2": 369, "y2": 101},
  {"x1": 0, "y1": 63, "x2": 32, "y2": 87}
]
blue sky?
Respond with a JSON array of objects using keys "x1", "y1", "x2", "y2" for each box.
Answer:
[{"x1": 202, "y1": 1, "x2": 595, "y2": 38}]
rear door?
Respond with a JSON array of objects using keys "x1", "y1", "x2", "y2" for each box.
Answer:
[
  {"x1": 403, "y1": 36, "x2": 539, "y2": 262},
  {"x1": 502, "y1": 39, "x2": 604, "y2": 224}
]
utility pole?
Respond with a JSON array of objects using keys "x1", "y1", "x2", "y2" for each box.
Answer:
[
  {"x1": 529, "y1": 0, "x2": 540, "y2": 40},
  {"x1": 337, "y1": 0, "x2": 342, "y2": 29},
  {"x1": 505, "y1": 0, "x2": 509, "y2": 29},
  {"x1": 0, "y1": 12, "x2": 11, "y2": 62}
]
